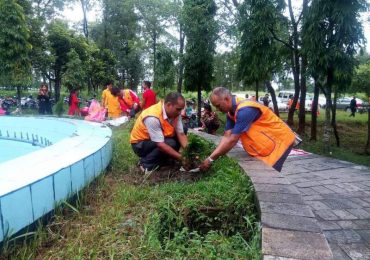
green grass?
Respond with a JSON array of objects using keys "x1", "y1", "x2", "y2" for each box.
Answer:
[{"x1": 1, "y1": 121, "x2": 261, "y2": 259}]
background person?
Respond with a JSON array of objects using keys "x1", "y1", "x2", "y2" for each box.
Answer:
[
  {"x1": 107, "y1": 87, "x2": 122, "y2": 118},
  {"x1": 119, "y1": 88, "x2": 141, "y2": 118},
  {"x1": 200, "y1": 87, "x2": 296, "y2": 172},
  {"x1": 200, "y1": 103, "x2": 220, "y2": 135},
  {"x1": 37, "y1": 83, "x2": 52, "y2": 115},
  {"x1": 68, "y1": 89, "x2": 80, "y2": 116},
  {"x1": 141, "y1": 80, "x2": 157, "y2": 110},
  {"x1": 349, "y1": 96, "x2": 357, "y2": 117},
  {"x1": 101, "y1": 80, "x2": 113, "y2": 109},
  {"x1": 130, "y1": 92, "x2": 188, "y2": 171}
]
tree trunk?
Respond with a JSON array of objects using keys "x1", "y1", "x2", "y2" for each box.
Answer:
[
  {"x1": 16, "y1": 86, "x2": 21, "y2": 109},
  {"x1": 297, "y1": 54, "x2": 307, "y2": 135},
  {"x1": 255, "y1": 80, "x2": 259, "y2": 101},
  {"x1": 197, "y1": 85, "x2": 202, "y2": 127},
  {"x1": 54, "y1": 70, "x2": 61, "y2": 102},
  {"x1": 310, "y1": 80, "x2": 320, "y2": 141},
  {"x1": 286, "y1": 0, "x2": 301, "y2": 127},
  {"x1": 365, "y1": 108, "x2": 370, "y2": 155},
  {"x1": 177, "y1": 25, "x2": 185, "y2": 93},
  {"x1": 331, "y1": 86, "x2": 340, "y2": 147},
  {"x1": 152, "y1": 31, "x2": 157, "y2": 87},
  {"x1": 266, "y1": 81, "x2": 279, "y2": 117},
  {"x1": 81, "y1": 0, "x2": 89, "y2": 39},
  {"x1": 323, "y1": 68, "x2": 333, "y2": 153}
]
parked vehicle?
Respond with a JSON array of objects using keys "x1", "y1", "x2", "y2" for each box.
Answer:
[
  {"x1": 258, "y1": 96, "x2": 288, "y2": 112},
  {"x1": 277, "y1": 91, "x2": 313, "y2": 112},
  {"x1": 336, "y1": 97, "x2": 366, "y2": 112},
  {"x1": 21, "y1": 96, "x2": 38, "y2": 109}
]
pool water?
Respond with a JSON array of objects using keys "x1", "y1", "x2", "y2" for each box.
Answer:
[{"x1": 0, "y1": 139, "x2": 41, "y2": 163}]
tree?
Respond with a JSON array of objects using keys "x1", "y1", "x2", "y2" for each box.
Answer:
[
  {"x1": 155, "y1": 44, "x2": 176, "y2": 94},
  {"x1": 93, "y1": 0, "x2": 143, "y2": 88},
  {"x1": 238, "y1": 0, "x2": 285, "y2": 116},
  {"x1": 63, "y1": 49, "x2": 87, "y2": 91},
  {"x1": 182, "y1": 0, "x2": 218, "y2": 125},
  {"x1": 0, "y1": 0, "x2": 32, "y2": 104},
  {"x1": 303, "y1": 0, "x2": 365, "y2": 150},
  {"x1": 352, "y1": 61, "x2": 370, "y2": 154},
  {"x1": 135, "y1": 0, "x2": 176, "y2": 86},
  {"x1": 47, "y1": 20, "x2": 73, "y2": 101},
  {"x1": 213, "y1": 50, "x2": 239, "y2": 91}
]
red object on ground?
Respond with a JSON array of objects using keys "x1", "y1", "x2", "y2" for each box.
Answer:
[{"x1": 80, "y1": 107, "x2": 89, "y2": 116}]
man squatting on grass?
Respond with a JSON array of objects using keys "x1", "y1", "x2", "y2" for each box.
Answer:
[
  {"x1": 200, "y1": 87, "x2": 298, "y2": 172},
  {"x1": 130, "y1": 92, "x2": 188, "y2": 171}
]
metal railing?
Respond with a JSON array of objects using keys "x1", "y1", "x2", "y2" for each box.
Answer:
[{"x1": 0, "y1": 130, "x2": 52, "y2": 148}]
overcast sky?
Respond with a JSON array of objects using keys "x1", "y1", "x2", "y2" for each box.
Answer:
[{"x1": 62, "y1": 2, "x2": 370, "y2": 53}]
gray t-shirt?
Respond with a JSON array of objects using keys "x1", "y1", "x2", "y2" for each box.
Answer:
[{"x1": 144, "y1": 116, "x2": 184, "y2": 142}]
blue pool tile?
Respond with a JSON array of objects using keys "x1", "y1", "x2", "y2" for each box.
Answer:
[
  {"x1": 84, "y1": 156, "x2": 95, "y2": 183},
  {"x1": 31, "y1": 177, "x2": 54, "y2": 220},
  {"x1": 0, "y1": 202, "x2": 3, "y2": 241},
  {"x1": 71, "y1": 160, "x2": 85, "y2": 193},
  {"x1": 1, "y1": 187, "x2": 33, "y2": 237},
  {"x1": 93, "y1": 151, "x2": 102, "y2": 177},
  {"x1": 54, "y1": 168, "x2": 72, "y2": 202}
]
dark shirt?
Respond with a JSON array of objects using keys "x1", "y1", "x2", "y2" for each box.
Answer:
[
  {"x1": 350, "y1": 98, "x2": 357, "y2": 109},
  {"x1": 225, "y1": 96, "x2": 262, "y2": 134}
]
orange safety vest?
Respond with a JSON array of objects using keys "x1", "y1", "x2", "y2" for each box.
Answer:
[
  {"x1": 130, "y1": 101, "x2": 177, "y2": 144},
  {"x1": 123, "y1": 89, "x2": 134, "y2": 108},
  {"x1": 230, "y1": 98, "x2": 295, "y2": 170}
]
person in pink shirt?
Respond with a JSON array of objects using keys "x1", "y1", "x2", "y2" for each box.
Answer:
[{"x1": 141, "y1": 81, "x2": 157, "y2": 110}]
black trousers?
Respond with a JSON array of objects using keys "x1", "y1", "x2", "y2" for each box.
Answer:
[{"x1": 131, "y1": 137, "x2": 180, "y2": 170}]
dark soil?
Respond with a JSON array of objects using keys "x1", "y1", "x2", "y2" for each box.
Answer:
[{"x1": 122, "y1": 164, "x2": 203, "y2": 186}]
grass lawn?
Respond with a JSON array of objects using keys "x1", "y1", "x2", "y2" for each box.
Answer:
[{"x1": 2, "y1": 121, "x2": 261, "y2": 259}]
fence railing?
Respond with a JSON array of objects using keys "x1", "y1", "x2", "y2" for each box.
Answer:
[{"x1": 0, "y1": 130, "x2": 52, "y2": 148}]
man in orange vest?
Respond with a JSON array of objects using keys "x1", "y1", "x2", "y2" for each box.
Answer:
[
  {"x1": 200, "y1": 87, "x2": 297, "y2": 172},
  {"x1": 130, "y1": 92, "x2": 188, "y2": 171}
]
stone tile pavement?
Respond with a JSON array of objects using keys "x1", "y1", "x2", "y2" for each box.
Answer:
[{"x1": 191, "y1": 130, "x2": 370, "y2": 260}]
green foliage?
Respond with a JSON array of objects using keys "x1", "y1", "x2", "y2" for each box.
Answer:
[
  {"x1": 181, "y1": 134, "x2": 213, "y2": 169},
  {"x1": 53, "y1": 98, "x2": 65, "y2": 116},
  {"x1": 212, "y1": 50, "x2": 240, "y2": 90},
  {"x1": 351, "y1": 61, "x2": 370, "y2": 96},
  {"x1": 0, "y1": 0, "x2": 32, "y2": 87},
  {"x1": 63, "y1": 49, "x2": 87, "y2": 91},
  {"x1": 155, "y1": 44, "x2": 176, "y2": 94},
  {"x1": 238, "y1": 0, "x2": 286, "y2": 84},
  {"x1": 182, "y1": 0, "x2": 218, "y2": 92}
]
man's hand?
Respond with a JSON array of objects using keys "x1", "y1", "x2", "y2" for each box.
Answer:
[{"x1": 199, "y1": 158, "x2": 212, "y2": 172}]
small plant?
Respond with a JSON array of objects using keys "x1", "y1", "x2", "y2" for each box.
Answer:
[
  {"x1": 181, "y1": 134, "x2": 213, "y2": 170},
  {"x1": 54, "y1": 98, "x2": 65, "y2": 117}
]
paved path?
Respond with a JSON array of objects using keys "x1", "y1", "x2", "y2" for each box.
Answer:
[{"x1": 192, "y1": 130, "x2": 370, "y2": 260}]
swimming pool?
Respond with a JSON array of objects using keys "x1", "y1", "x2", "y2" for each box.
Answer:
[{"x1": 0, "y1": 116, "x2": 112, "y2": 242}]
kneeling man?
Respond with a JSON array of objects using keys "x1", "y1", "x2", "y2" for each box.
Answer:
[{"x1": 130, "y1": 92, "x2": 188, "y2": 171}]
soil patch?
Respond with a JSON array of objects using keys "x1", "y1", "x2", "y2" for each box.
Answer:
[{"x1": 122, "y1": 164, "x2": 203, "y2": 186}]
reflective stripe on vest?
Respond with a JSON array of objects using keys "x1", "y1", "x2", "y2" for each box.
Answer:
[
  {"x1": 130, "y1": 101, "x2": 177, "y2": 144},
  {"x1": 232, "y1": 98, "x2": 295, "y2": 168}
]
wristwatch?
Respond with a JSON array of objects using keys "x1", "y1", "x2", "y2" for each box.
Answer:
[{"x1": 207, "y1": 157, "x2": 214, "y2": 164}]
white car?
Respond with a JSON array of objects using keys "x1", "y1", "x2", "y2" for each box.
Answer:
[{"x1": 258, "y1": 97, "x2": 288, "y2": 112}]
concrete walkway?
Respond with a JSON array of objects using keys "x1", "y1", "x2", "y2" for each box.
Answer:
[{"x1": 192, "y1": 130, "x2": 370, "y2": 260}]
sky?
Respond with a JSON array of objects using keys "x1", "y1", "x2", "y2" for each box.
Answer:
[{"x1": 61, "y1": 2, "x2": 370, "y2": 53}]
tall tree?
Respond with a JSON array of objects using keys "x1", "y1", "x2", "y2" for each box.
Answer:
[
  {"x1": 182, "y1": 0, "x2": 218, "y2": 125},
  {"x1": 0, "y1": 0, "x2": 32, "y2": 104},
  {"x1": 135, "y1": 0, "x2": 176, "y2": 86},
  {"x1": 238, "y1": 0, "x2": 285, "y2": 116},
  {"x1": 303, "y1": 0, "x2": 365, "y2": 150},
  {"x1": 352, "y1": 61, "x2": 370, "y2": 154},
  {"x1": 155, "y1": 44, "x2": 176, "y2": 94}
]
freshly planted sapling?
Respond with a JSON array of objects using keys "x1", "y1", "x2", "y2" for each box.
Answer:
[{"x1": 182, "y1": 134, "x2": 213, "y2": 170}]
